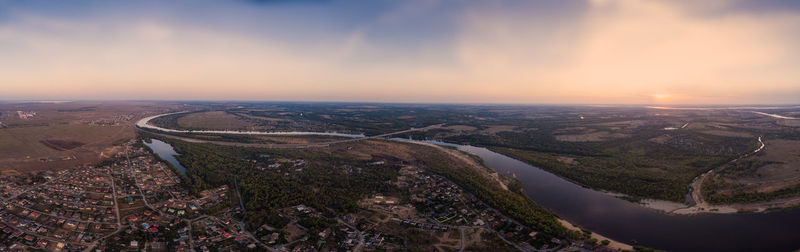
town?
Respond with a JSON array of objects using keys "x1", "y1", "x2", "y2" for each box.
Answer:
[
  {"x1": 0, "y1": 140, "x2": 253, "y2": 251},
  {"x1": 0, "y1": 137, "x2": 623, "y2": 251}
]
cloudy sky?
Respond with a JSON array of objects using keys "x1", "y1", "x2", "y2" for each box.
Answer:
[{"x1": 1, "y1": 0, "x2": 799, "y2": 104}]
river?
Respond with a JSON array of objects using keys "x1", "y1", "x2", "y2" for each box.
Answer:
[
  {"x1": 143, "y1": 139, "x2": 187, "y2": 176},
  {"x1": 391, "y1": 139, "x2": 800, "y2": 251},
  {"x1": 139, "y1": 113, "x2": 800, "y2": 251},
  {"x1": 456, "y1": 145, "x2": 800, "y2": 252}
]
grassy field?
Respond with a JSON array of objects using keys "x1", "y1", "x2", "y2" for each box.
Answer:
[
  {"x1": 0, "y1": 123, "x2": 134, "y2": 172},
  {"x1": 704, "y1": 139, "x2": 800, "y2": 203},
  {"x1": 177, "y1": 111, "x2": 255, "y2": 130},
  {"x1": 0, "y1": 101, "x2": 179, "y2": 173},
  {"x1": 170, "y1": 132, "x2": 351, "y2": 144}
]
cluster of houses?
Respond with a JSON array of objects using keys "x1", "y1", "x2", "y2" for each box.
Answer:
[
  {"x1": 253, "y1": 204, "x2": 371, "y2": 251},
  {"x1": 0, "y1": 139, "x2": 267, "y2": 251},
  {"x1": 16, "y1": 111, "x2": 36, "y2": 119},
  {"x1": 78, "y1": 113, "x2": 135, "y2": 126},
  {"x1": 191, "y1": 213, "x2": 258, "y2": 252},
  {"x1": 396, "y1": 165, "x2": 560, "y2": 250},
  {"x1": 0, "y1": 137, "x2": 611, "y2": 251},
  {"x1": 0, "y1": 173, "x2": 47, "y2": 200},
  {"x1": 0, "y1": 166, "x2": 117, "y2": 251},
  {"x1": 403, "y1": 168, "x2": 486, "y2": 227},
  {"x1": 256, "y1": 158, "x2": 309, "y2": 178}
]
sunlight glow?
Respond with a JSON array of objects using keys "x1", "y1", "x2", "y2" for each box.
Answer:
[{"x1": 652, "y1": 94, "x2": 671, "y2": 100}]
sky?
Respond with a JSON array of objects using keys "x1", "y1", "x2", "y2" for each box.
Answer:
[{"x1": 1, "y1": 0, "x2": 799, "y2": 104}]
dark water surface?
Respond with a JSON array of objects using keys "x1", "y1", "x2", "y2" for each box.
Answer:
[
  {"x1": 458, "y1": 145, "x2": 800, "y2": 252},
  {"x1": 143, "y1": 139, "x2": 187, "y2": 176}
]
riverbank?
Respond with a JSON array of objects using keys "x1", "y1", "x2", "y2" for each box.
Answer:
[
  {"x1": 558, "y1": 219, "x2": 633, "y2": 251},
  {"x1": 662, "y1": 136, "x2": 800, "y2": 215},
  {"x1": 580, "y1": 135, "x2": 800, "y2": 215}
]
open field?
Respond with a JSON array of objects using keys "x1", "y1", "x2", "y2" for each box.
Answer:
[
  {"x1": 172, "y1": 133, "x2": 351, "y2": 145},
  {"x1": 0, "y1": 122, "x2": 133, "y2": 172},
  {"x1": 0, "y1": 101, "x2": 182, "y2": 173},
  {"x1": 177, "y1": 111, "x2": 254, "y2": 130},
  {"x1": 703, "y1": 139, "x2": 800, "y2": 204},
  {"x1": 554, "y1": 129, "x2": 630, "y2": 142}
]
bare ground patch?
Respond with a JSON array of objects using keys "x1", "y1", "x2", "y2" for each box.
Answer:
[
  {"x1": 709, "y1": 139, "x2": 800, "y2": 195},
  {"x1": 442, "y1": 125, "x2": 477, "y2": 131},
  {"x1": 700, "y1": 130, "x2": 754, "y2": 138},
  {"x1": 649, "y1": 135, "x2": 671, "y2": 144},
  {"x1": 234, "y1": 113, "x2": 290, "y2": 122},
  {"x1": 555, "y1": 130, "x2": 629, "y2": 142},
  {"x1": 0, "y1": 123, "x2": 133, "y2": 172},
  {"x1": 557, "y1": 156, "x2": 578, "y2": 165},
  {"x1": 481, "y1": 125, "x2": 519, "y2": 134},
  {"x1": 177, "y1": 111, "x2": 254, "y2": 130},
  {"x1": 39, "y1": 139, "x2": 85, "y2": 151},
  {"x1": 592, "y1": 120, "x2": 647, "y2": 129}
]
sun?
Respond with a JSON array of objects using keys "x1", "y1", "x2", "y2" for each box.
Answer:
[{"x1": 652, "y1": 93, "x2": 671, "y2": 100}]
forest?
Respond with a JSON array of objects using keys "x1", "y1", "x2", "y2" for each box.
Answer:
[
  {"x1": 148, "y1": 135, "x2": 582, "y2": 240},
  {"x1": 160, "y1": 138, "x2": 401, "y2": 230}
]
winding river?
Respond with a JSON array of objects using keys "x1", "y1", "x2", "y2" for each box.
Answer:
[
  {"x1": 140, "y1": 114, "x2": 800, "y2": 251},
  {"x1": 459, "y1": 145, "x2": 800, "y2": 252},
  {"x1": 136, "y1": 112, "x2": 365, "y2": 138}
]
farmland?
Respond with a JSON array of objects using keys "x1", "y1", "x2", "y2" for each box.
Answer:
[{"x1": 0, "y1": 101, "x2": 180, "y2": 172}]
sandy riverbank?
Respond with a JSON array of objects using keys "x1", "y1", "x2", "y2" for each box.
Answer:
[{"x1": 558, "y1": 219, "x2": 633, "y2": 251}]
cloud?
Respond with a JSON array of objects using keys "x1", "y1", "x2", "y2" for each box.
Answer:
[
  {"x1": 452, "y1": 0, "x2": 800, "y2": 104},
  {"x1": 0, "y1": 0, "x2": 798, "y2": 104}
]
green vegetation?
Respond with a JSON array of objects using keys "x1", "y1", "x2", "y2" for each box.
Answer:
[
  {"x1": 472, "y1": 129, "x2": 750, "y2": 202},
  {"x1": 153, "y1": 135, "x2": 580, "y2": 240},
  {"x1": 145, "y1": 103, "x2": 799, "y2": 209},
  {"x1": 716, "y1": 160, "x2": 782, "y2": 178},
  {"x1": 410, "y1": 147, "x2": 579, "y2": 238},
  {"x1": 157, "y1": 138, "x2": 402, "y2": 230},
  {"x1": 703, "y1": 176, "x2": 800, "y2": 204},
  {"x1": 148, "y1": 112, "x2": 189, "y2": 129}
]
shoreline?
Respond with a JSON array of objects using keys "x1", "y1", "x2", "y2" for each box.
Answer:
[
  {"x1": 606, "y1": 135, "x2": 800, "y2": 215},
  {"x1": 558, "y1": 219, "x2": 633, "y2": 251},
  {"x1": 604, "y1": 186, "x2": 800, "y2": 215}
]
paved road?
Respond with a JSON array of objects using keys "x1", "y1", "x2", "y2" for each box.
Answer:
[
  {"x1": 459, "y1": 227, "x2": 466, "y2": 252},
  {"x1": 124, "y1": 145, "x2": 164, "y2": 216}
]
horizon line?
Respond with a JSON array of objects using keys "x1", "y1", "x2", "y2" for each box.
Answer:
[{"x1": 1, "y1": 99, "x2": 799, "y2": 108}]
